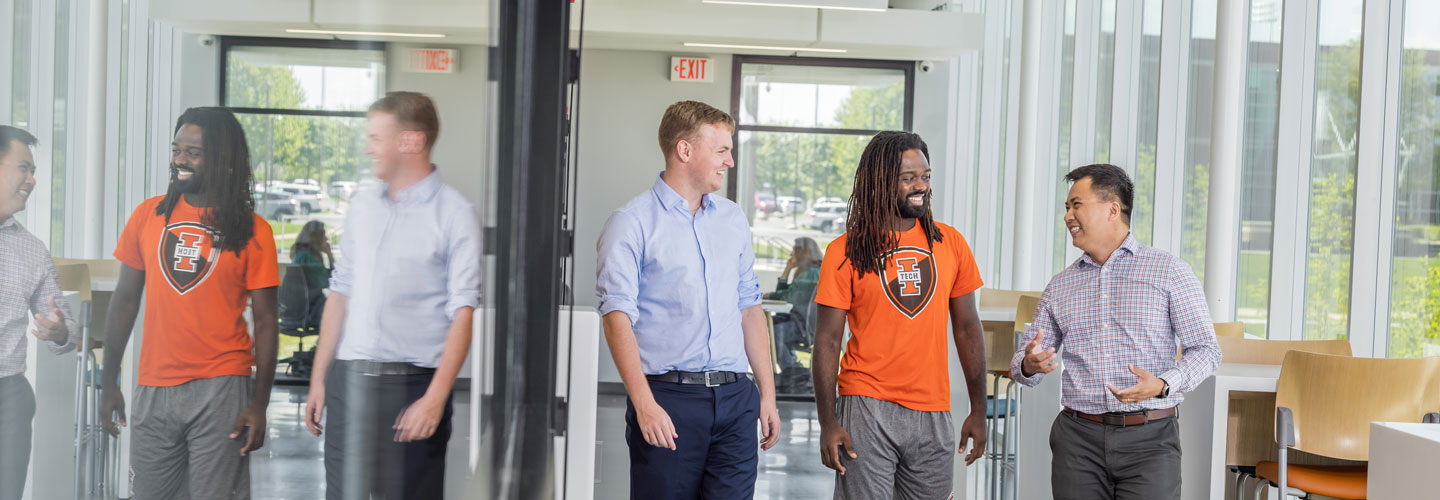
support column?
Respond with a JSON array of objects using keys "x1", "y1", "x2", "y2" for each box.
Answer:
[
  {"x1": 83, "y1": 0, "x2": 106, "y2": 258},
  {"x1": 1012, "y1": 0, "x2": 1044, "y2": 289},
  {"x1": 1204, "y1": 0, "x2": 1249, "y2": 321}
]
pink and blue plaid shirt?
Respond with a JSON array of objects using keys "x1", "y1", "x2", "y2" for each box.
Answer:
[{"x1": 1010, "y1": 234, "x2": 1221, "y2": 414}]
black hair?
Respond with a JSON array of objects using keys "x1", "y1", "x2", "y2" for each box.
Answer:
[
  {"x1": 0, "y1": 125, "x2": 38, "y2": 158},
  {"x1": 1064, "y1": 163, "x2": 1134, "y2": 224},
  {"x1": 843, "y1": 131, "x2": 942, "y2": 278},
  {"x1": 156, "y1": 107, "x2": 256, "y2": 253}
]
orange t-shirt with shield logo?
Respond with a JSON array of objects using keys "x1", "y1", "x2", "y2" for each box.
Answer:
[
  {"x1": 113, "y1": 195, "x2": 279, "y2": 387},
  {"x1": 814, "y1": 222, "x2": 984, "y2": 412}
]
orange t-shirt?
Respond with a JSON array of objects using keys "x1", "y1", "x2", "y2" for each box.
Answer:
[
  {"x1": 114, "y1": 196, "x2": 279, "y2": 387},
  {"x1": 815, "y1": 222, "x2": 984, "y2": 411}
]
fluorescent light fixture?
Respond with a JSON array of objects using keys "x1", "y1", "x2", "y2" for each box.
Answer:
[
  {"x1": 285, "y1": 29, "x2": 445, "y2": 38},
  {"x1": 701, "y1": 0, "x2": 887, "y2": 12},
  {"x1": 683, "y1": 42, "x2": 847, "y2": 53}
]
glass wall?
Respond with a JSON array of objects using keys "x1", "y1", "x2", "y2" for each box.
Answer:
[
  {"x1": 1052, "y1": 0, "x2": 1078, "y2": 274},
  {"x1": 1302, "y1": 0, "x2": 1363, "y2": 340},
  {"x1": 1236, "y1": 0, "x2": 1284, "y2": 337},
  {"x1": 1130, "y1": 0, "x2": 1163, "y2": 244},
  {"x1": 1182, "y1": 0, "x2": 1219, "y2": 283},
  {"x1": 1389, "y1": 0, "x2": 1440, "y2": 357},
  {"x1": 734, "y1": 58, "x2": 910, "y2": 398}
]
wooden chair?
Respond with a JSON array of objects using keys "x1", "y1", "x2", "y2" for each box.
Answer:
[
  {"x1": 1012, "y1": 294, "x2": 1040, "y2": 334},
  {"x1": 1255, "y1": 351, "x2": 1440, "y2": 499},
  {"x1": 1216, "y1": 336, "x2": 1351, "y2": 365},
  {"x1": 1214, "y1": 321, "x2": 1246, "y2": 339},
  {"x1": 54, "y1": 263, "x2": 93, "y2": 304},
  {"x1": 979, "y1": 288, "x2": 1042, "y2": 311}
]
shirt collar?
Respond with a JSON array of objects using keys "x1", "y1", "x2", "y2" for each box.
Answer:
[
  {"x1": 651, "y1": 172, "x2": 713, "y2": 213},
  {"x1": 1079, "y1": 232, "x2": 1141, "y2": 268},
  {"x1": 0, "y1": 216, "x2": 16, "y2": 230},
  {"x1": 382, "y1": 165, "x2": 444, "y2": 204}
]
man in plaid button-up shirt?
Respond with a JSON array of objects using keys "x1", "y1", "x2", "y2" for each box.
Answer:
[
  {"x1": 0, "y1": 126, "x2": 80, "y2": 500},
  {"x1": 1011, "y1": 164, "x2": 1220, "y2": 500}
]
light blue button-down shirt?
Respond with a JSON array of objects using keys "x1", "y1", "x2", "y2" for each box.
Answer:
[
  {"x1": 596, "y1": 174, "x2": 763, "y2": 375},
  {"x1": 331, "y1": 167, "x2": 482, "y2": 368}
]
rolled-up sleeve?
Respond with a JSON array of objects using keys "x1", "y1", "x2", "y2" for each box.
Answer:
[
  {"x1": 329, "y1": 210, "x2": 356, "y2": 297},
  {"x1": 444, "y1": 205, "x2": 484, "y2": 318},
  {"x1": 34, "y1": 262, "x2": 79, "y2": 354},
  {"x1": 734, "y1": 219, "x2": 762, "y2": 310},
  {"x1": 1159, "y1": 258, "x2": 1221, "y2": 394},
  {"x1": 596, "y1": 211, "x2": 643, "y2": 323},
  {"x1": 1010, "y1": 292, "x2": 1063, "y2": 387}
]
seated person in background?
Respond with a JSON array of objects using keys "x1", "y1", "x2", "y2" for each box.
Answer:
[
  {"x1": 289, "y1": 220, "x2": 333, "y2": 290},
  {"x1": 766, "y1": 236, "x2": 823, "y2": 310},
  {"x1": 767, "y1": 238, "x2": 823, "y2": 392}
]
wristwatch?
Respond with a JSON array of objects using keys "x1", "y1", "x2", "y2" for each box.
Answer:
[{"x1": 1155, "y1": 379, "x2": 1171, "y2": 399}]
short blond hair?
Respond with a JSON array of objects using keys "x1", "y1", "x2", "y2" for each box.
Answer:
[{"x1": 657, "y1": 100, "x2": 735, "y2": 158}]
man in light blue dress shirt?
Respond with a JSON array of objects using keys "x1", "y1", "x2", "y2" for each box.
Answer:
[
  {"x1": 596, "y1": 100, "x2": 782, "y2": 499},
  {"x1": 304, "y1": 92, "x2": 482, "y2": 500}
]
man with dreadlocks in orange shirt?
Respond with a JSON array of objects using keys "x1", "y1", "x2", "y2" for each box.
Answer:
[{"x1": 811, "y1": 131, "x2": 989, "y2": 499}]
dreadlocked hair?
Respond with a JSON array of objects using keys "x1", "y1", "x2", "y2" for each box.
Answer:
[
  {"x1": 843, "y1": 131, "x2": 942, "y2": 278},
  {"x1": 156, "y1": 107, "x2": 255, "y2": 254}
]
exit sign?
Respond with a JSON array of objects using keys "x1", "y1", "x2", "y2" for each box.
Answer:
[
  {"x1": 405, "y1": 48, "x2": 458, "y2": 74},
  {"x1": 671, "y1": 57, "x2": 713, "y2": 83}
]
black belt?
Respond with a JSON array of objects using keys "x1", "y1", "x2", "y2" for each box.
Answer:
[
  {"x1": 646, "y1": 370, "x2": 747, "y2": 387},
  {"x1": 1064, "y1": 407, "x2": 1176, "y2": 427},
  {"x1": 343, "y1": 360, "x2": 436, "y2": 376}
]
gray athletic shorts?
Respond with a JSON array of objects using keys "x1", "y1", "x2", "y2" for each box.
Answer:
[
  {"x1": 834, "y1": 395, "x2": 955, "y2": 500},
  {"x1": 131, "y1": 375, "x2": 253, "y2": 500}
]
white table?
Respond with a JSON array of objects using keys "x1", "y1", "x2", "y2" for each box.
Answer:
[
  {"x1": 1368, "y1": 422, "x2": 1440, "y2": 499},
  {"x1": 1178, "y1": 363, "x2": 1283, "y2": 500},
  {"x1": 978, "y1": 307, "x2": 1017, "y2": 323}
]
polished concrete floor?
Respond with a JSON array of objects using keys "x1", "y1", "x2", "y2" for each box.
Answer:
[{"x1": 251, "y1": 386, "x2": 839, "y2": 499}]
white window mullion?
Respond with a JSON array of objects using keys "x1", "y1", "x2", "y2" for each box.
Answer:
[
  {"x1": 25, "y1": 0, "x2": 55, "y2": 243},
  {"x1": 1269, "y1": 0, "x2": 1320, "y2": 341},
  {"x1": 972, "y1": 0, "x2": 1009, "y2": 286},
  {"x1": 998, "y1": 0, "x2": 1025, "y2": 289},
  {"x1": 1108, "y1": 0, "x2": 1142, "y2": 182},
  {"x1": 102, "y1": 0, "x2": 124, "y2": 255},
  {"x1": 1351, "y1": 0, "x2": 1404, "y2": 358},
  {"x1": 1153, "y1": 0, "x2": 1192, "y2": 254},
  {"x1": 0, "y1": 0, "x2": 14, "y2": 123}
]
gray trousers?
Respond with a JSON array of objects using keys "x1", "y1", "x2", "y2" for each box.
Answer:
[
  {"x1": 1049, "y1": 410, "x2": 1182, "y2": 500},
  {"x1": 0, "y1": 375, "x2": 35, "y2": 500},
  {"x1": 833, "y1": 395, "x2": 955, "y2": 500},
  {"x1": 131, "y1": 376, "x2": 253, "y2": 500}
]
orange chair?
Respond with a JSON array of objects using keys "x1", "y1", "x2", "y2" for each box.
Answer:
[{"x1": 1255, "y1": 351, "x2": 1440, "y2": 499}]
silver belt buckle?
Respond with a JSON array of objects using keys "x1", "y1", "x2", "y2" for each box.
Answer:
[{"x1": 704, "y1": 371, "x2": 720, "y2": 387}]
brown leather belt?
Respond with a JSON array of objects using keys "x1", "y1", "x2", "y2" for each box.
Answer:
[{"x1": 1064, "y1": 407, "x2": 1176, "y2": 427}]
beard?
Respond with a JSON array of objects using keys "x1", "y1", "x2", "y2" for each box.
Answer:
[
  {"x1": 897, "y1": 190, "x2": 928, "y2": 219},
  {"x1": 171, "y1": 164, "x2": 204, "y2": 194}
]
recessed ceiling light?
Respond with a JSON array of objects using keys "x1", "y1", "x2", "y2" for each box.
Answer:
[
  {"x1": 701, "y1": 0, "x2": 887, "y2": 12},
  {"x1": 683, "y1": 42, "x2": 847, "y2": 53},
  {"x1": 285, "y1": 29, "x2": 446, "y2": 39}
]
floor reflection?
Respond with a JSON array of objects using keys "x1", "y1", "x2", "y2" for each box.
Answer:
[{"x1": 253, "y1": 387, "x2": 832, "y2": 499}]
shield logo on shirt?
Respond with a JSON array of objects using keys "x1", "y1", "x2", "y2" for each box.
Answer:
[
  {"x1": 881, "y1": 246, "x2": 936, "y2": 319},
  {"x1": 157, "y1": 222, "x2": 221, "y2": 295}
]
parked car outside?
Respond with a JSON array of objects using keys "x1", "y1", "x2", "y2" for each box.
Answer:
[
  {"x1": 270, "y1": 183, "x2": 327, "y2": 214},
  {"x1": 328, "y1": 181, "x2": 357, "y2": 200},
  {"x1": 807, "y1": 203, "x2": 848, "y2": 233},
  {"x1": 755, "y1": 192, "x2": 777, "y2": 216},
  {"x1": 252, "y1": 191, "x2": 300, "y2": 220},
  {"x1": 775, "y1": 196, "x2": 805, "y2": 215}
]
